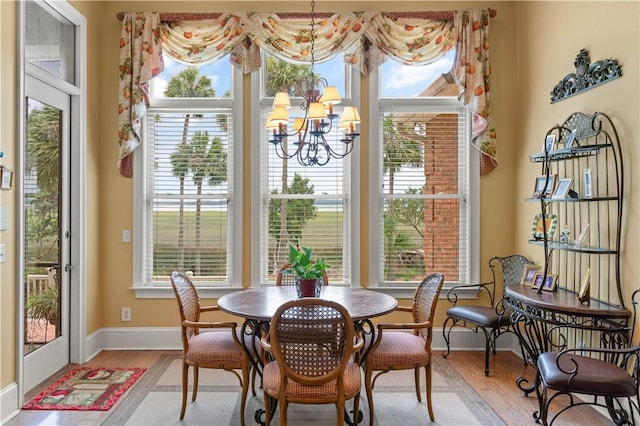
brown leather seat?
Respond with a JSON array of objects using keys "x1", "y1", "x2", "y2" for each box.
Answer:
[
  {"x1": 442, "y1": 255, "x2": 532, "y2": 375},
  {"x1": 534, "y1": 289, "x2": 640, "y2": 425},
  {"x1": 538, "y1": 352, "x2": 636, "y2": 396}
]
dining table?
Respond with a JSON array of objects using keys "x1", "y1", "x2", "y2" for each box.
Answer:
[{"x1": 217, "y1": 285, "x2": 398, "y2": 425}]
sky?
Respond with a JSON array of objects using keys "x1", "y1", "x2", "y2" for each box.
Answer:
[{"x1": 151, "y1": 51, "x2": 455, "y2": 99}]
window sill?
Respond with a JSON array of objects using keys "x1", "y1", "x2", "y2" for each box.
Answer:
[
  {"x1": 132, "y1": 284, "x2": 481, "y2": 300},
  {"x1": 359, "y1": 285, "x2": 481, "y2": 300},
  {"x1": 132, "y1": 286, "x2": 242, "y2": 299}
]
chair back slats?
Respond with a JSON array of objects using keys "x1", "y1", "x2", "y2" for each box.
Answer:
[
  {"x1": 170, "y1": 272, "x2": 200, "y2": 339},
  {"x1": 270, "y1": 299, "x2": 354, "y2": 386},
  {"x1": 413, "y1": 272, "x2": 445, "y2": 341},
  {"x1": 491, "y1": 255, "x2": 533, "y2": 294}
]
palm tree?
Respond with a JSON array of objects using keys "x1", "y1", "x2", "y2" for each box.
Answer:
[
  {"x1": 165, "y1": 68, "x2": 215, "y2": 270},
  {"x1": 188, "y1": 131, "x2": 227, "y2": 274},
  {"x1": 265, "y1": 56, "x2": 312, "y2": 271},
  {"x1": 382, "y1": 114, "x2": 424, "y2": 279}
]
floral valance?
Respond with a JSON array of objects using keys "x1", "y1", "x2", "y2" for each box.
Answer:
[{"x1": 117, "y1": 10, "x2": 497, "y2": 177}]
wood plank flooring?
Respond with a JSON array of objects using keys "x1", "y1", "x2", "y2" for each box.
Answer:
[{"x1": 8, "y1": 350, "x2": 611, "y2": 425}]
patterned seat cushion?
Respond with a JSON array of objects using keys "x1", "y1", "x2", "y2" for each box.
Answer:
[
  {"x1": 371, "y1": 331, "x2": 430, "y2": 370},
  {"x1": 262, "y1": 361, "x2": 361, "y2": 400},
  {"x1": 186, "y1": 332, "x2": 244, "y2": 368}
]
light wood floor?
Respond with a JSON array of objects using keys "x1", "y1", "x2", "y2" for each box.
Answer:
[{"x1": 9, "y1": 350, "x2": 611, "y2": 425}]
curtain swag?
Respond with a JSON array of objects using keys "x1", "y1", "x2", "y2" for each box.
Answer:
[{"x1": 117, "y1": 10, "x2": 498, "y2": 177}]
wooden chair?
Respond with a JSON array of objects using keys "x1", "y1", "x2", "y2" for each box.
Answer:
[
  {"x1": 260, "y1": 298, "x2": 363, "y2": 426},
  {"x1": 276, "y1": 262, "x2": 329, "y2": 286},
  {"x1": 534, "y1": 288, "x2": 640, "y2": 425},
  {"x1": 364, "y1": 272, "x2": 445, "y2": 425},
  {"x1": 170, "y1": 271, "x2": 250, "y2": 425},
  {"x1": 442, "y1": 255, "x2": 532, "y2": 375}
]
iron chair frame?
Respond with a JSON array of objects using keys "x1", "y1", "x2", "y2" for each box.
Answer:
[
  {"x1": 442, "y1": 255, "x2": 532, "y2": 375},
  {"x1": 534, "y1": 288, "x2": 640, "y2": 425}
]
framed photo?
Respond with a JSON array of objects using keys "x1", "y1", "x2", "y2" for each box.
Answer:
[
  {"x1": 543, "y1": 134, "x2": 556, "y2": 152},
  {"x1": 578, "y1": 268, "x2": 590, "y2": 302},
  {"x1": 552, "y1": 177, "x2": 573, "y2": 199},
  {"x1": 533, "y1": 273, "x2": 558, "y2": 291},
  {"x1": 521, "y1": 265, "x2": 540, "y2": 285},
  {"x1": 531, "y1": 213, "x2": 558, "y2": 240},
  {"x1": 566, "y1": 129, "x2": 578, "y2": 147},
  {"x1": 533, "y1": 174, "x2": 557, "y2": 198},
  {"x1": 574, "y1": 223, "x2": 590, "y2": 246},
  {"x1": 0, "y1": 167, "x2": 13, "y2": 190}
]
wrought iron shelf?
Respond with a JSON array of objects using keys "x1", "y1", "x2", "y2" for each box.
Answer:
[
  {"x1": 525, "y1": 196, "x2": 617, "y2": 203},
  {"x1": 529, "y1": 143, "x2": 612, "y2": 162},
  {"x1": 527, "y1": 239, "x2": 617, "y2": 255}
]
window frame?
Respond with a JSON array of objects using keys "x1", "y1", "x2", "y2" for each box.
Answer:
[
  {"x1": 250, "y1": 57, "x2": 361, "y2": 288},
  {"x1": 132, "y1": 62, "x2": 244, "y2": 299},
  {"x1": 367, "y1": 66, "x2": 480, "y2": 299}
]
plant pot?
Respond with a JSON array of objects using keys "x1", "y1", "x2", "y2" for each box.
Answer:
[{"x1": 297, "y1": 278, "x2": 320, "y2": 298}]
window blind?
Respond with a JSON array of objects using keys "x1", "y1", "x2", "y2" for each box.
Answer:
[
  {"x1": 143, "y1": 109, "x2": 233, "y2": 285},
  {"x1": 378, "y1": 105, "x2": 470, "y2": 285}
]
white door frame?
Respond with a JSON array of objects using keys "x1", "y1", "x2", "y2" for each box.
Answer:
[{"x1": 17, "y1": 0, "x2": 86, "y2": 401}]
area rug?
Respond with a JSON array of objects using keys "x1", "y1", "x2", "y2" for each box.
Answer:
[
  {"x1": 103, "y1": 353, "x2": 506, "y2": 425},
  {"x1": 23, "y1": 367, "x2": 146, "y2": 411}
]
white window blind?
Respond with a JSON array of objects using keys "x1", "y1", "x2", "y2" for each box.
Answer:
[
  {"x1": 142, "y1": 109, "x2": 233, "y2": 286},
  {"x1": 260, "y1": 108, "x2": 351, "y2": 285},
  {"x1": 377, "y1": 105, "x2": 470, "y2": 286}
]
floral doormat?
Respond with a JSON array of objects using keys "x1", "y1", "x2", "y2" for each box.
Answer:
[{"x1": 23, "y1": 367, "x2": 146, "y2": 411}]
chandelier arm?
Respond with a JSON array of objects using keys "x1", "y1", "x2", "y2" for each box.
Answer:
[
  {"x1": 265, "y1": 0, "x2": 359, "y2": 167},
  {"x1": 318, "y1": 134, "x2": 353, "y2": 160}
]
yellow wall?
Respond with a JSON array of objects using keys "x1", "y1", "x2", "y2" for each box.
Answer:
[
  {"x1": 1, "y1": 0, "x2": 638, "y2": 393},
  {"x1": 512, "y1": 1, "x2": 640, "y2": 315},
  {"x1": 0, "y1": 0, "x2": 17, "y2": 389}
]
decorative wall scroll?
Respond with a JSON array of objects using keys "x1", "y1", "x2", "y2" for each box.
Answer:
[{"x1": 550, "y1": 49, "x2": 622, "y2": 103}]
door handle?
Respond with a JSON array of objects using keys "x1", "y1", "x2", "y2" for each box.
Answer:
[{"x1": 65, "y1": 263, "x2": 73, "y2": 272}]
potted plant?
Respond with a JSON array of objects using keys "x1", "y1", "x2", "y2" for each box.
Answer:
[
  {"x1": 286, "y1": 245, "x2": 330, "y2": 297},
  {"x1": 26, "y1": 285, "x2": 59, "y2": 326}
]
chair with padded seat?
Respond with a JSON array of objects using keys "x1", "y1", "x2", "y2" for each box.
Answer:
[
  {"x1": 364, "y1": 272, "x2": 445, "y2": 425},
  {"x1": 170, "y1": 271, "x2": 250, "y2": 425},
  {"x1": 442, "y1": 255, "x2": 532, "y2": 376},
  {"x1": 534, "y1": 288, "x2": 640, "y2": 425},
  {"x1": 260, "y1": 298, "x2": 363, "y2": 426}
]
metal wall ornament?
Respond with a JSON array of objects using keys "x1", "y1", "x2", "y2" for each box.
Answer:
[{"x1": 550, "y1": 49, "x2": 622, "y2": 103}]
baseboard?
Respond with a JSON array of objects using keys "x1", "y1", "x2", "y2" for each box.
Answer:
[
  {"x1": 432, "y1": 326, "x2": 519, "y2": 353},
  {"x1": 86, "y1": 326, "x2": 182, "y2": 354},
  {"x1": 1, "y1": 383, "x2": 19, "y2": 425},
  {"x1": 87, "y1": 326, "x2": 519, "y2": 354}
]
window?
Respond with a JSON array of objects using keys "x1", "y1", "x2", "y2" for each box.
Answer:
[
  {"x1": 133, "y1": 54, "x2": 243, "y2": 297},
  {"x1": 369, "y1": 52, "x2": 479, "y2": 291},
  {"x1": 254, "y1": 54, "x2": 359, "y2": 286}
]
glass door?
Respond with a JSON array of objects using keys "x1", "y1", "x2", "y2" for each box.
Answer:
[{"x1": 23, "y1": 75, "x2": 71, "y2": 391}]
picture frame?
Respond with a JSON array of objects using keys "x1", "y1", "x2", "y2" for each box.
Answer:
[
  {"x1": 566, "y1": 128, "x2": 578, "y2": 147},
  {"x1": 520, "y1": 265, "x2": 540, "y2": 285},
  {"x1": 533, "y1": 174, "x2": 557, "y2": 198},
  {"x1": 531, "y1": 213, "x2": 558, "y2": 240},
  {"x1": 574, "y1": 223, "x2": 590, "y2": 246},
  {"x1": 543, "y1": 134, "x2": 556, "y2": 153},
  {"x1": 0, "y1": 167, "x2": 13, "y2": 190},
  {"x1": 578, "y1": 268, "x2": 590, "y2": 303},
  {"x1": 552, "y1": 177, "x2": 573, "y2": 199},
  {"x1": 533, "y1": 273, "x2": 558, "y2": 292}
]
